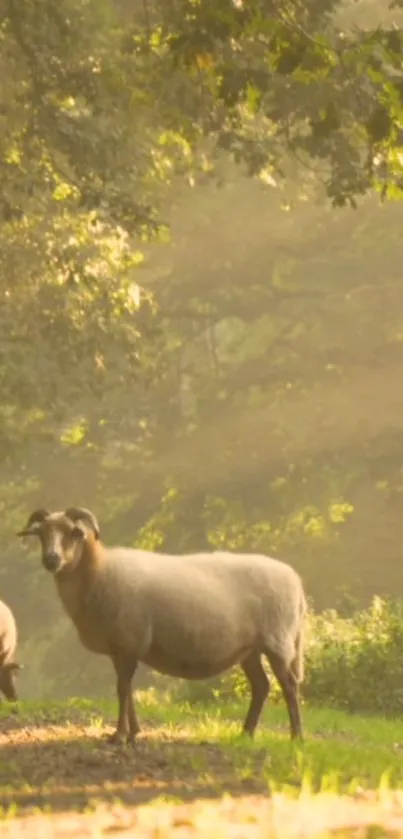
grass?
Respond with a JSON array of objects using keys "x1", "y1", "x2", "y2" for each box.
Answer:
[
  {"x1": 2, "y1": 692, "x2": 403, "y2": 836},
  {"x1": 147, "y1": 690, "x2": 403, "y2": 789}
]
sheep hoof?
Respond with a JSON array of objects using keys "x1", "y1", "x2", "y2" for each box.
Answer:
[
  {"x1": 107, "y1": 731, "x2": 127, "y2": 746},
  {"x1": 107, "y1": 730, "x2": 136, "y2": 747}
]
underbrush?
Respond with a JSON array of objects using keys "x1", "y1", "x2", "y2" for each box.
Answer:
[{"x1": 155, "y1": 596, "x2": 403, "y2": 717}]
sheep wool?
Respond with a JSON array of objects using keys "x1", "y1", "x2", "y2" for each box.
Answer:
[
  {"x1": 72, "y1": 548, "x2": 306, "y2": 681},
  {"x1": 0, "y1": 598, "x2": 21, "y2": 701}
]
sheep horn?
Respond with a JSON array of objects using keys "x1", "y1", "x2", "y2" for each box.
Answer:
[
  {"x1": 65, "y1": 507, "x2": 100, "y2": 540},
  {"x1": 17, "y1": 508, "x2": 51, "y2": 537}
]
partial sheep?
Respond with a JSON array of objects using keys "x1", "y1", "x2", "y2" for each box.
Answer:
[
  {"x1": 0, "y1": 598, "x2": 22, "y2": 701},
  {"x1": 17, "y1": 506, "x2": 307, "y2": 744}
]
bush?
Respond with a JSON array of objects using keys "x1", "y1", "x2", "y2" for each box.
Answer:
[
  {"x1": 156, "y1": 597, "x2": 403, "y2": 717},
  {"x1": 303, "y1": 596, "x2": 403, "y2": 715}
]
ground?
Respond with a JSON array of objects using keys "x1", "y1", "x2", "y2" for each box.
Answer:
[{"x1": 1, "y1": 692, "x2": 403, "y2": 836}]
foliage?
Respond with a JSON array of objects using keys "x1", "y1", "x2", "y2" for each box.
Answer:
[
  {"x1": 158, "y1": 597, "x2": 403, "y2": 718},
  {"x1": 156, "y1": 0, "x2": 403, "y2": 207},
  {"x1": 303, "y1": 596, "x2": 403, "y2": 715}
]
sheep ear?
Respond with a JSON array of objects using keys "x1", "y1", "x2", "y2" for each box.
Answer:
[
  {"x1": 5, "y1": 663, "x2": 24, "y2": 672},
  {"x1": 17, "y1": 524, "x2": 40, "y2": 537},
  {"x1": 17, "y1": 508, "x2": 50, "y2": 537},
  {"x1": 65, "y1": 507, "x2": 100, "y2": 540},
  {"x1": 72, "y1": 524, "x2": 87, "y2": 541}
]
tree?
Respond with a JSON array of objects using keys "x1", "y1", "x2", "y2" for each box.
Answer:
[{"x1": 152, "y1": 0, "x2": 403, "y2": 206}]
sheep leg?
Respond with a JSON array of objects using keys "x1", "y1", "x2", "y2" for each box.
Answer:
[
  {"x1": 265, "y1": 650, "x2": 303, "y2": 741},
  {"x1": 240, "y1": 652, "x2": 270, "y2": 738},
  {"x1": 110, "y1": 654, "x2": 138, "y2": 745},
  {"x1": 127, "y1": 679, "x2": 141, "y2": 741}
]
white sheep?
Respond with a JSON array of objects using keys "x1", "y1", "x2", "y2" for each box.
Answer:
[
  {"x1": 0, "y1": 598, "x2": 22, "y2": 701},
  {"x1": 17, "y1": 506, "x2": 307, "y2": 744}
]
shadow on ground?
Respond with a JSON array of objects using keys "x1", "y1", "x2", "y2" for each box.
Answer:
[{"x1": 0, "y1": 711, "x2": 271, "y2": 814}]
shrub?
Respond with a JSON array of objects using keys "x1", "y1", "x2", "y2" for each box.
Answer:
[{"x1": 303, "y1": 596, "x2": 403, "y2": 715}]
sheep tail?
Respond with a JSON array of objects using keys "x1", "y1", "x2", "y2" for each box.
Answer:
[{"x1": 290, "y1": 591, "x2": 307, "y2": 683}]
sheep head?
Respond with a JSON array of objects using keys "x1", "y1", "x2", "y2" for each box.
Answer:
[{"x1": 17, "y1": 507, "x2": 100, "y2": 575}]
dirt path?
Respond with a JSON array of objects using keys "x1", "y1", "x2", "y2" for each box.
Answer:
[{"x1": 0, "y1": 711, "x2": 269, "y2": 814}]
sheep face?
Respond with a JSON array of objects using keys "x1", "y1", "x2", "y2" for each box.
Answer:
[
  {"x1": 40, "y1": 518, "x2": 87, "y2": 575},
  {"x1": 0, "y1": 662, "x2": 21, "y2": 701},
  {"x1": 17, "y1": 512, "x2": 87, "y2": 575}
]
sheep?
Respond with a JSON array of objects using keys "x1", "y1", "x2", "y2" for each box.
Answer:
[
  {"x1": 0, "y1": 598, "x2": 22, "y2": 701},
  {"x1": 17, "y1": 506, "x2": 307, "y2": 745}
]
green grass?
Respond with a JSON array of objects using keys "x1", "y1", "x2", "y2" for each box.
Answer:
[
  {"x1": 1, "y1": 691, "x2": 402, "y2": 802},
  {"x1": 136, "y1": 690, "x2": 403, "y2": 793}
]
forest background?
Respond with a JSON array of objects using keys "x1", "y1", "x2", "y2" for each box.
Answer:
[{"x1": 1, "y1": 0, "x2": 403, "y2": 702}]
